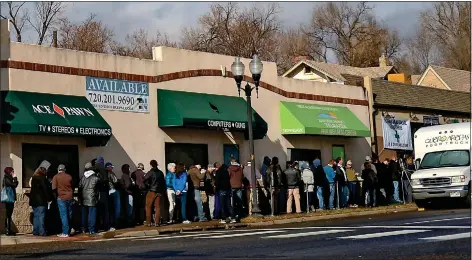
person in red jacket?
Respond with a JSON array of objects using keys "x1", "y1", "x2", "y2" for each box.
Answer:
[{"x1": 228, "y1": 157, "x2": 244, "y2": 223}]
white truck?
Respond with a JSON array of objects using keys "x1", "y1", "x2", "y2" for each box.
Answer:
[{"x1": 411, "y1": 122, "x2": 471, "y2": 208}]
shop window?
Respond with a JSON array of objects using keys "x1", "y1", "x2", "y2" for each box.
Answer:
[
  {"x1": 22, "y1": 143, "x2": 79, "y2": 188},
  {"x1": 288, "y1": 148, "x2": 321, "y2": 166},
  {"x1": 165, "y1": 143, "x2": 209, "y2": 170}
]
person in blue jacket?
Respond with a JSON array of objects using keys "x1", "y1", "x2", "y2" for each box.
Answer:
[
  {"x1": 172, "y1": 163, "x2": 190, "y2": 224},
  {"x1": 323, "y1": 160, "x2": 336, "y2": 210},
  {"x1": 166, "y1": 163, "x2": 176, "y2": 224}
]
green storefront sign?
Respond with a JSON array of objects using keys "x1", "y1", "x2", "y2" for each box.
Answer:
[{"x1": 280, "y1": 101, "x2": 370, "y2": 137}]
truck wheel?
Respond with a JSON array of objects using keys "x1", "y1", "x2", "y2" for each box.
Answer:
[{"x1": 415, "y1": 199, "x2": 428, "y2": 209}]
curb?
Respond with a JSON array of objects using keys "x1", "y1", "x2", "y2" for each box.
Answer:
[{"x1": 115, "y1": 206, "x2": 417, "y2": 238}]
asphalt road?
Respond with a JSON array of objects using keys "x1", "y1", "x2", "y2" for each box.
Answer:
[{"x1": 1, "y1": 208, "x2": 470, "y2": 260}]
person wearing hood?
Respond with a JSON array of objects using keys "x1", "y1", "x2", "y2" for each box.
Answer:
[
  {"x1": 215, "y1": 164, "x2": 231, "y2": 223},
  {"x1": 323, "y1": 160, "x2": 336, "y2": 210},
  {"x1": 30, "y1": 166, "x2": 52, "y2": 236},
  {"x1": 173, "y1": 163, "x2": 190, "y2": 224},
  {"x1": 120, "y1": 164, "x2": 135, "y2": 227},
  {"x1": 312, "y1": 159, "x2": 327, "y2": 210},
  {"x1": 94, "y1": 156, "x2": 111, "y2": 231},
  {"x1": 131, "y1": 163, "x2": 146, "y2": 225},
  {"x1": 300, "y1": 162, "x2": 315, "y2": 212},
  {"x1": 187, "y1": 164, "x2": 208, "y2": 222},
  {"x1": 143, "y1": 160, "x2": 166, "y2": 226},
  {"x1": 106, "y1": 162, "x2": 120, "y2": 230},
  {"x1": 285, "y1": 161, "x2": 302, "y2": 214},
  {"x1": 165, "y1": 163, "x2": 176, "y2": 224},
  {"x1": 79, "y1": 162, "x2": 100, "y2": 236},
  {"x1": 2, "y1": 167, "x2": 18, "y2": 236},
  {"x1": 268, "y1": 157, "x2": 283, "y2": 215},
  {"x1": 52, "y1": 164, "x2": 73, "y2": 238},
  {"x1": 243, "y1": 161, "x2": 261, "y2": 216},
  {"x1": 228, "y1": 157, "x2": 244, "y2": 222}
]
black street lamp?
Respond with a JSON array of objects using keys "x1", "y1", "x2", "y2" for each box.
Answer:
[{"x1": 231, "y1": 55, "x2": 263, "y2": 216}]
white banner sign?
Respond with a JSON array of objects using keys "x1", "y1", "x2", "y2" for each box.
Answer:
[
  {"x1": 382, "y1": 117, "x2": 413, "y2": 150},
  {"x1": 86, "y1": 77, "x2": 149, "y2": 113}
]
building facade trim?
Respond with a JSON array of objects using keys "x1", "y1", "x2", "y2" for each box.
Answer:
[{"x1": 0, "y1": 60, "x2": 369, "y2": 106}]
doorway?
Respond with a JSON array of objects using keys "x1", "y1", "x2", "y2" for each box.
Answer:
[
  {"x1": 288, "y1": 148, "x2": 322, "y2": 165},
  {"x1": 332, "y1": 145, "x2": 346, "y2": 162},
  {"x1": 223, "y1": 144, "x2": 240, "y2": 165},
  {"x1": 165, "y1": 143, "x2": 208, "y2": 169}
]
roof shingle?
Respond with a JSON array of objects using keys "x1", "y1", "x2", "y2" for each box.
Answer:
[
  {"x1": 429, "y1": 65, "x2": 471, "y2": 92},
  {"x1": 304, "y1": 60, "x2": 394, "y2": 82},
  {"x1": 372, "y1": 79, "x2": 471, "y2": 114}
]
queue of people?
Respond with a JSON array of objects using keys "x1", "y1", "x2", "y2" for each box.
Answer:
[{"x1": 1, "y1": 153, "x2": 414, "y2": 237}]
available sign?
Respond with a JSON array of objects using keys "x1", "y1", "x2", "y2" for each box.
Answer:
[
  {"x1": 382, "y1": 117, "x2": 413, "y2": 150},
  {"x1": 38, "y1": 125, "x2": 112, "y2": 136},
  {"x1": 86, "y1": 76, "x2": 149, "y2": 113}
]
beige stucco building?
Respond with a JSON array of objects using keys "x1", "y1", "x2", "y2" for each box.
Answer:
[{"x1": 0, "y1": 20, "x2": 373, "y2": 232}]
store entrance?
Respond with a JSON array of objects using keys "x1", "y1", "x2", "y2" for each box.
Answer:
[
  {"x1": 165, "y1": 143, "x2": 209, "y2": 169},
  {"x1": 288, "y1": 148, "x2": 322, "y2": 166}
]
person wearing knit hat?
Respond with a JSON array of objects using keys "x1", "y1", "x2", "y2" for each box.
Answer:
[
  {"x1": 79, "y1": 161, "x2": 100, "y2": 236},
  {"x1": 2, "y1": 167, "x2": 18, "y2": 236},
  {"x1": 52, "y1": 164, "x2": 73, "y2": 238},
  {"x1": 131, "y1": 163, "x2": 147, "y2": 225}
]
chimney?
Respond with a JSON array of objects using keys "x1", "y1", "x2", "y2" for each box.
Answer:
[
  {"x1": 53, "y1": 30, "x2": 58, "y2": 47},
  {"x1": 379, "y1": 54, "x2": 389, "y2": 67}
]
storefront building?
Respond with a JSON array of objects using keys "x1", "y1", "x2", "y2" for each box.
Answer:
[{"x1": 0, "y1": 20, "x2": 371, "y2": 232}]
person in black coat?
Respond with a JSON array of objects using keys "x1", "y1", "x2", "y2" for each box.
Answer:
[
  {"x1": 2, "y1": 167, "x2": 18, "y2": 236},
  {"x1": 312, "y1": 159, "x2": 328, "y2": 210},
  {"x1": 215, "y1": 164, "x2": 231, "y2": 223},
  {"x1": 362, "y1": 162, "x2": 378, "y2": 208},
  {"x1": 30, "y1": 167, "x2": 52, "y2": 236},
  {"x1": 374, "y1": 159, "x2": 390, "y2": 206}
]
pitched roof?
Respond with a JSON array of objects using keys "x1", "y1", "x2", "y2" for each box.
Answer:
[
  {"x1": 372, "y1": 79, "x2": 471, "y2": 114},
  {"x1": 411, "y1": 75, "x2": 421, "y2": 85},
  {"x1": 428, "y1": 65, "x2": 471, "y2": 92},
  {"x1": 283, "y1": 60, "x2": 395, "y2": 82}
]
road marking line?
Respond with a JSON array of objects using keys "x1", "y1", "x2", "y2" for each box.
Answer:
[
  {"x1": 79, "y1": 236, "x2": 144, "y2": 242},
  {"x1": 403, "y1": 217, "x2": 471, "y2": 225},
  {"x1": 361, "y1": 226, "x2": 471, "y2": 229},
  {"x1": 262, "y1": 229, "x2": 354, "y2": 239},
  {"x1": 419, "y1": 232, "x2": 471, "y2": 242},
  {"x1": 338, "y1": 230, "x2": 430, "y2": 239},
  {"x1": 133, "y1": 232, "x2": 228, "y2": 241},
  {"x1": 198, "y1": 230, "x2": 283, "y2": 239}
]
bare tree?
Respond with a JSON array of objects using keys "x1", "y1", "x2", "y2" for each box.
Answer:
[
  {"x1": 420, "y1": 2, "x2": 471, "y2": 71},
  {"x1": 303, "y1": 2, "x2": 402, "y2": 67},
  {"x1": 403, "y1": 27, "x2": 440, "y2": 73},
  {"x1": 111, "y1": 28, "x2": 177, "y2": 59},
  {"x1": 0, "y1": 1, "x2": 29, "y2": 42},
  {"x1": 27, "y1": 1, "x2": 64, "y2": 45},
  {"x1": 181, "y1": 2, "x2": 281, "y2": 63},
  {"x1": 57, "y1": 13, "x2": 114, "y2": 53}
]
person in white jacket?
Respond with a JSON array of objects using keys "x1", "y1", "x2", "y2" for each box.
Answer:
[{"x1": 300, "y1": 161, "x2": 315, "y2": 212}]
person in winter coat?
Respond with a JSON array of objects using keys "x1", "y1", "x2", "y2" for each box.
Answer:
[
  {"x1": 243, "y1": 161, "x2": 261, "y2": 216},
  {"x1": 2, "y1": 167, "x2": 18, "y2": 236},
  {"x1": 345, "y1": 161, "x2": 359, "y2": 207},
  {"x1": 267, "y1": 157, "x2": 283, "y2": 215},
  {"x1": 228, "y1": 157, "x2": 244, "y2": 222},
  {"x1": 173, "y1": 163, "x2": 190, "y2": 224},
  {"x1": 165, "y1": 163, "x2": 176, "y2": 224},
  {"x1": 389, "y1": 156, "x2": 402, "y2": 203},
  {"x1": 362, "y1": 162, "x2": 378, "y2": 207},
  {"x1": 187, "y1": 165, "x2": 208, "y2": 222},
  {"x1": 323, "y1": 160, "x2": 336, "y2": 210},
  {"x1": 205, "y1": 164, "x2": 218, "y2": 220},
  {"x1": 131, "y1": 163, "x2": 146, "y2": 225},
  {"x1": 120, "y1": 164, "x2": 135, "y2": 227},
  {"x1": 79, "y1": 162, "x2": 100, "y2": 235},
  {"x1": 94, "y1": 156, "x2": 111, "y2": 231},
  {"x1": 30, "y1": 166, "x2": 52, "y2": 236},
  {"x1": 215, "y1": 164, "x2": 231, "y2": 223},
  {"x1": 285, "y1": 162, "x2": 302, "y2": 214},
  {"x1": 403, "y1": 157, "x2": 414, "y2": 203},
  {"x1": 105, "y1": 162, "x2": 120, "y2": 230},
  {"x1": 52, "y1": 164, "x2": 74, "y2": 238},
  {"x1": 143, "y1": 160, "x2": 166, "y2": 226},
  {"x1": 312, "y1": 159, "x2": 327, "y2": 210},
  {"x1": 300, "y1": 162, "x2": 315, "y2": 212},
  {"x1": 374, "y1": 158, "x2": 390, "y2": 206},
  {"x1": 335, "y1": 158, "x2": 349, "y2": 208}
]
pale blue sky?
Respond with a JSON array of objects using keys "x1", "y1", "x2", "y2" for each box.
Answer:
[{"x1": 11, "y1": 2, "x2": 434, "y2": 45}]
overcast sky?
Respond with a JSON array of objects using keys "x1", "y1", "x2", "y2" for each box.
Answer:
[{"x1": 12, "y1": 2, "x2": 434, "y2": 45}]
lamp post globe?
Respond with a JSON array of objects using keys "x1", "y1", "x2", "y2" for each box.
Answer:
[
  {"x1": 249, "y1": 54, "x2": 263, "y2": 83},
  {"x1": 231, "y1": 57, "x2": 245, "y2": 84}
]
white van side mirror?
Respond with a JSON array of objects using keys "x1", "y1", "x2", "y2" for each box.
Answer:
[{"x1": 415, "y1": 159, "x2": 421, "y2": 170}]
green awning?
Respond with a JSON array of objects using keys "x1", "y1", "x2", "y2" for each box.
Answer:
[
  {"x1": 1, "y1": 91, "x2": 112, "y2": 146},
  {"x1": 280, "y1": 101, "x2": 370, "y2": 137},
  {"x1": 158, "y1": 89, "x2": 267, "y2": 139}
]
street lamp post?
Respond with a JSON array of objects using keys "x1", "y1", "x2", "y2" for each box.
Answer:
[{"x1": 231, "y1": 55, "x2": 263, "y2": 216}]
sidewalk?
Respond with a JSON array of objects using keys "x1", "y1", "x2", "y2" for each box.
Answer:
[{"x1": 1, "y1": 203, "x2": 418, "y2": 245}]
